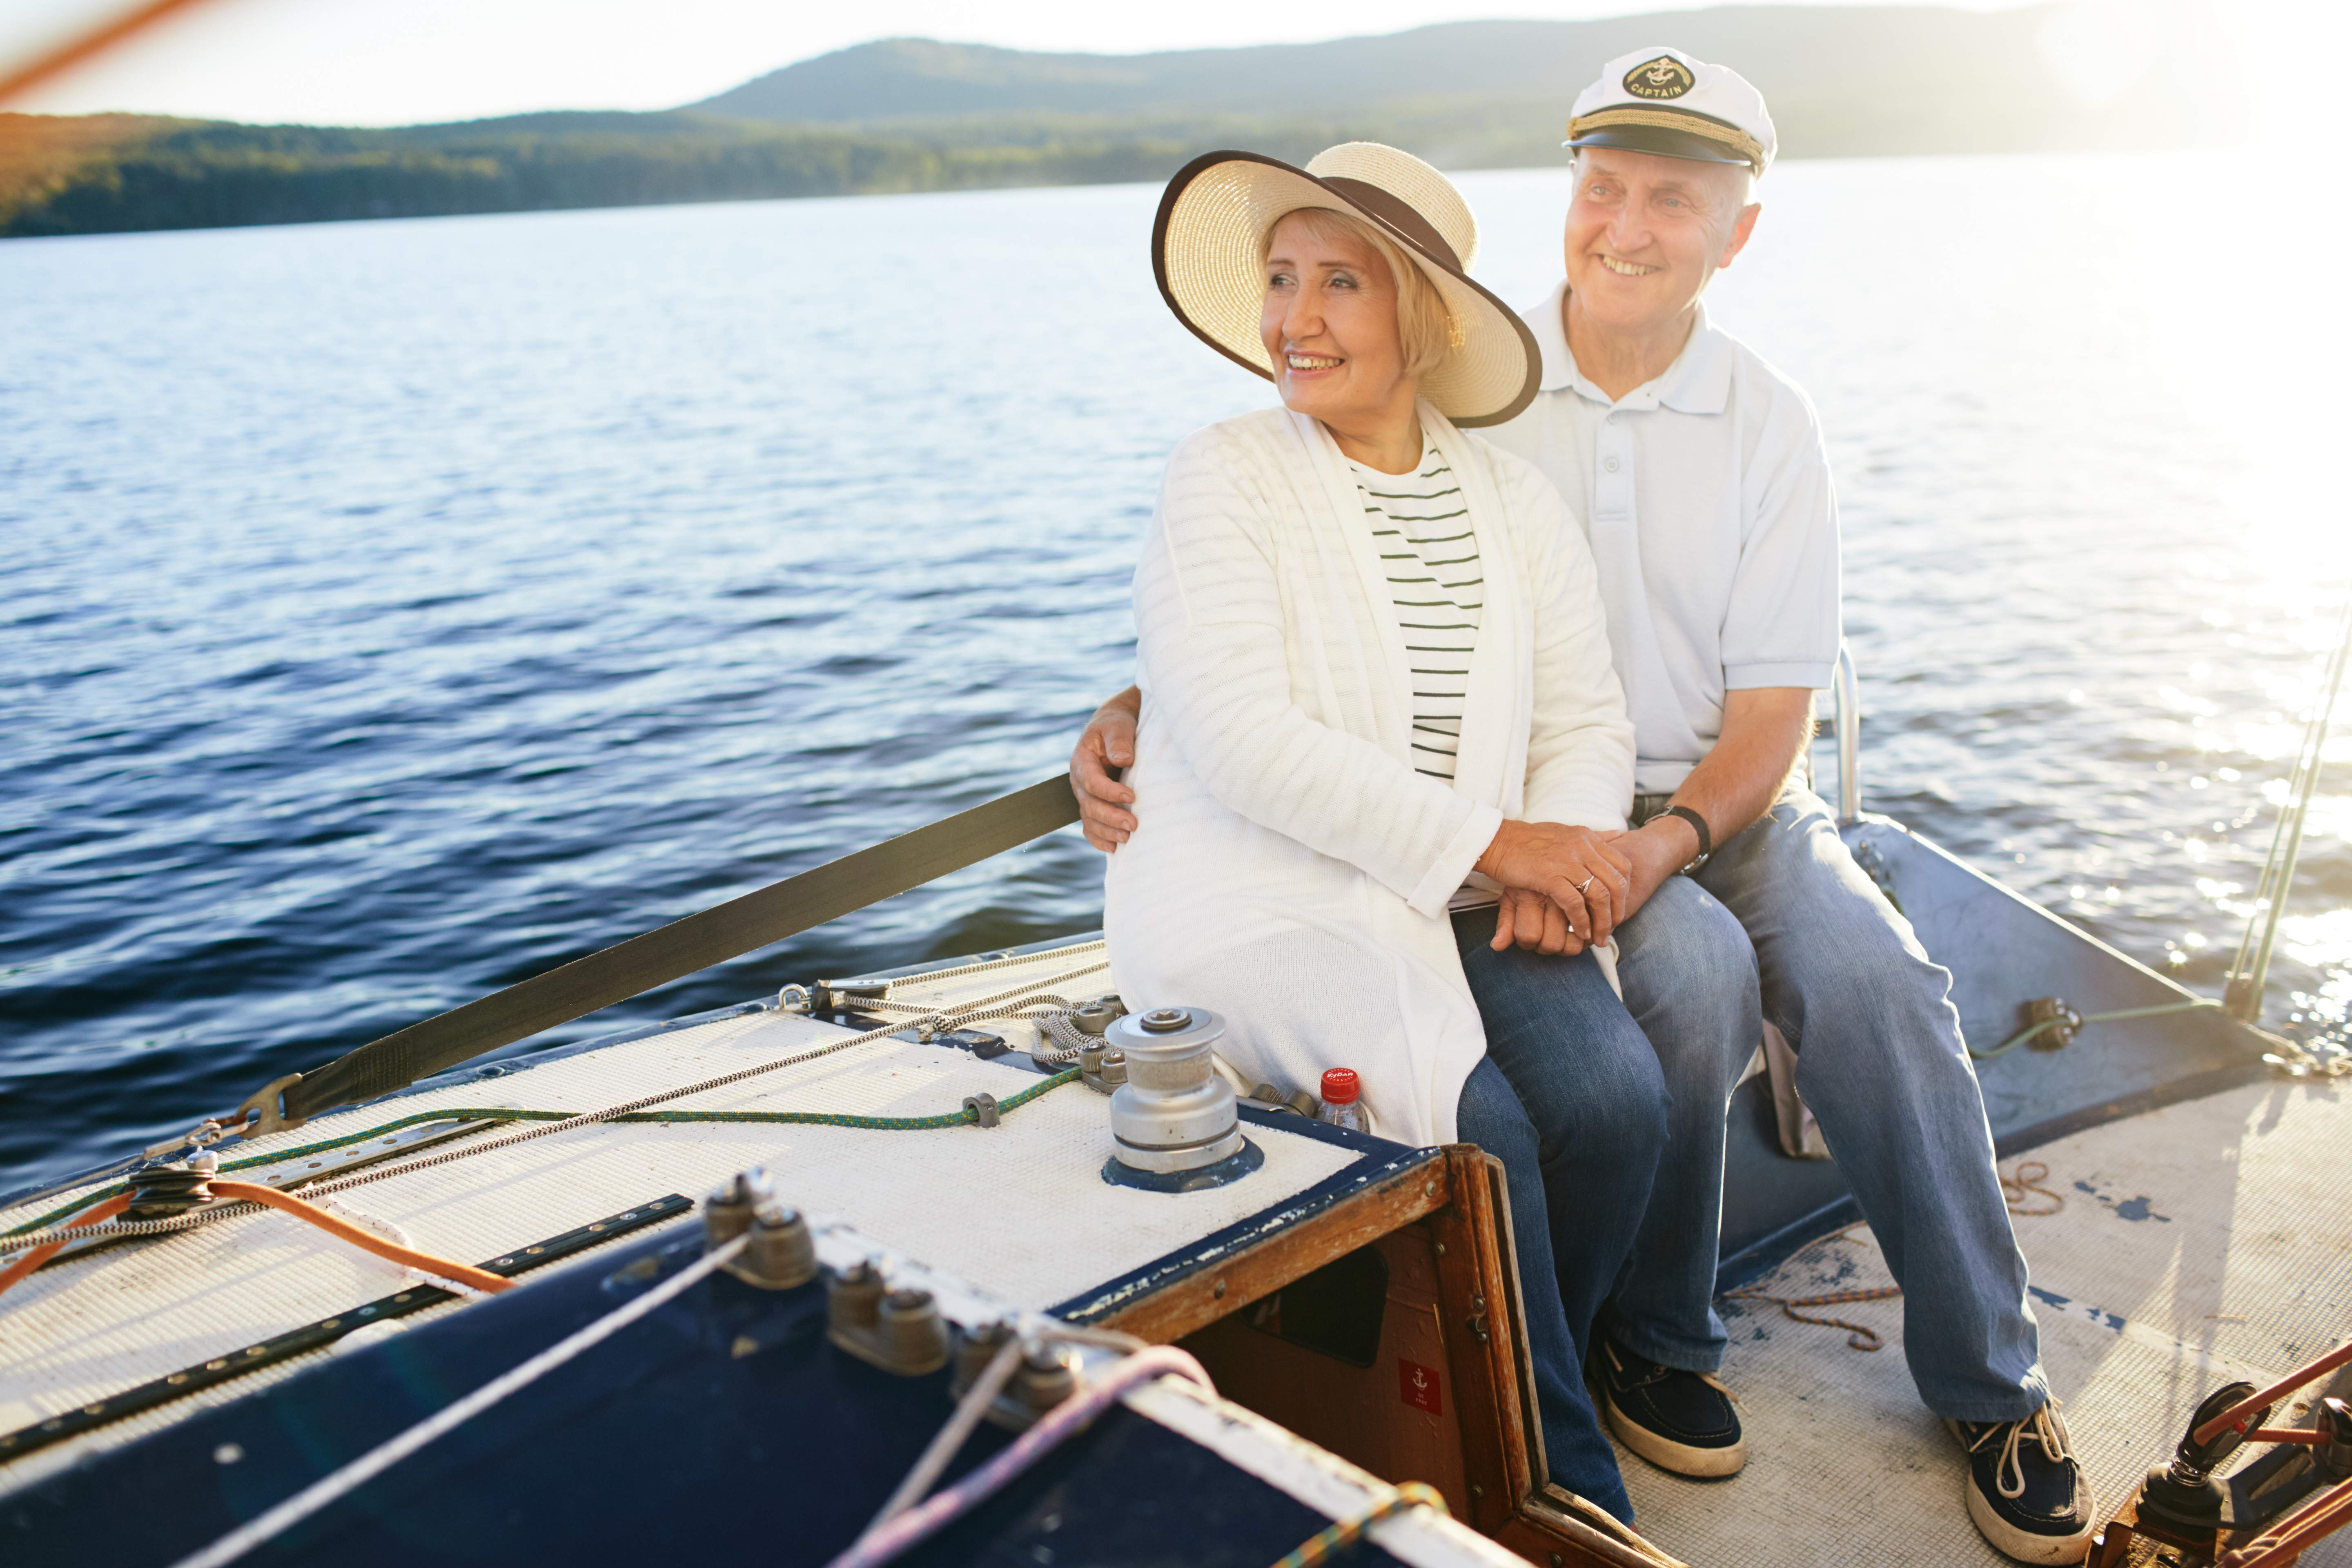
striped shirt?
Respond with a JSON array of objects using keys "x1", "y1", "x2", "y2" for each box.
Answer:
[{"x1": 1347, "y1": 434, "x2": 1482, "y2": 782}]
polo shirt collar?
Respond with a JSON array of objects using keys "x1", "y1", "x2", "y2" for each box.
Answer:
[
  {"x1": 1530, "y1": 280, "x2": 1581, "y2": 393},
  {"x1": 1520, "y1": 282, "x2": 1733, "y2": 414}
]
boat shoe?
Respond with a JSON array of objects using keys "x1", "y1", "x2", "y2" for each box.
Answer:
[
  {"x1": 1947, "y1": 1404, "x2": 2096, "y2": 1564},
  {"x1": 1593, "y1": 1340, "x2": 1747, "y2": 1478}
]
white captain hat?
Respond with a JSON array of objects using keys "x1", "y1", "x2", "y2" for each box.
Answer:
[{"x1": 1565, "y1": 46, "x2": 1777, "y2": 177}]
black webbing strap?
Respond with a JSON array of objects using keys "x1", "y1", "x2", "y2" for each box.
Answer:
[{"x1": 255, "y1": 775, "x2": 1081, "y2": 1130}]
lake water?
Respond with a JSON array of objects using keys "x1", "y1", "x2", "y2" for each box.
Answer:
[{"x1": 4, "y1": 149, "x2": 2348, "y2": 1189}]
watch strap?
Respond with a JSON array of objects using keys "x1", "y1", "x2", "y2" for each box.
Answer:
[{"x1": 1663, "y1": 804, "x2": 1712, "y2": 868}]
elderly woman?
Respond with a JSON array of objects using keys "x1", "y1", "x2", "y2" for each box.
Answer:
[{"x1": 1103, "y1": 143, "x2": 1668, "y2": 1522}]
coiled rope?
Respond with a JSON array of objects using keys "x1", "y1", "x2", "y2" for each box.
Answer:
[
  {"x1": 2, "y1": 956, "x2": 1106, "y2": 1261},
  {"x1": 1029, "y1": 1012, "x2": 1097, "y2": 1065},
  {"x1": 1726, "y1": 1162, "x2": 2066, "y2": 1351}
]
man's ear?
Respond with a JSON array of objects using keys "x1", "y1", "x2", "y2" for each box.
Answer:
[{"x1": 1719, "y1": 203, "x2": 1762, "y2": 269}]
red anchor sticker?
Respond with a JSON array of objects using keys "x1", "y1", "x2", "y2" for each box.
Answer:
[{"x1": 1399, "y1": 1358, "x2": 1443, "y2": 1415}]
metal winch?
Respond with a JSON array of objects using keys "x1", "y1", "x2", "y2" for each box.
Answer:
[{"x1": 1100, "y1": 1006, "x2": 1261, "y2": 1192}]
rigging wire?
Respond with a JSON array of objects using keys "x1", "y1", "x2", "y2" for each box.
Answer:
[{"x1": 2225, "y1": 592, "x2": 2352, "y2": 1029}]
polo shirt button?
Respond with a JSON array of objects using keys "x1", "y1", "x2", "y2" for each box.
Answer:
[{"x1": 1604, "y1": 456, "x2": 1621, "y2": 472}]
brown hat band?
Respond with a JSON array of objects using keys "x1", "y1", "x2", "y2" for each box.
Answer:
[{"x1": 1315, "y1": 176, "x2": 1463, "y2": 273}]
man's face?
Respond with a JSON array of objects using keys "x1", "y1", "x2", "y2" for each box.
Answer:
[{"x1": 1562, "y1": 146, "x2": 1759, "y2": 334}]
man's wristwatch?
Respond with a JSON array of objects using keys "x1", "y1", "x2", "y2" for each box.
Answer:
[{"x1": 1662, "y1": 804, "x2": 1713, "y2": 874}]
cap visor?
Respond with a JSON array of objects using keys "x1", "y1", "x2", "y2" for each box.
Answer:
[{"x1": 1563, "y1": 125, "x2": 1750, "y2": 167}]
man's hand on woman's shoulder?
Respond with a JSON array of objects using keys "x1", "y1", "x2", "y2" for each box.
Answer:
[{"x1": 1071, "y1": 686, "x2": 1143, "y2": 852}]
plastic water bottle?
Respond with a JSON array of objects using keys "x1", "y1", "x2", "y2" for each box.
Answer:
[{"x1": 1317, "y1": 1067, "x2": 1368, "y2": 1133}]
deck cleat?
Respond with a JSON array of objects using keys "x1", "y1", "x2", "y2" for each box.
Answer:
[
  {"x1": 827, "y1": 1266, "x2": 948, "y2": 1376},
  {"x1": 1245, "y1": 1082, "x2": 1317, "y2": 1117},
  {"x1": 703, "y1": 1168, "x2": 774, "y2": 1252},
  {"x1": 877, "y1": 1289, "x2": 950, "y2": 1375},
  {"x1": 951, "y1": 1321, "x2": 1016, "y2": 1394},
  {"x1": 124, "y1": 1151, "x2": 219, "y2": 1219},
  {"x1": 1080, "y1": 1042, "x2": 1127, "y2": 1095},
  {"x1": 994, "y1": 1342, "x2": 1076, "y2": 1429},
  {"x1": 827, "y1": 1261, "x2": 884, "y2": 1333},
  {"x1": 949, "y1": 1323, "x2": 1078, "y2": 1430},
  {"x1": 2022, "y1": 997, "x2": 2082, "y2": 1051},
  {"x1": 727, "y1": 1202, "x2": 817, "y2": 1291}
]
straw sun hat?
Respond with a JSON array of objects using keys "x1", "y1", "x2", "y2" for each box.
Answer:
[{"x1": 1152, "y1": 143, "x2": 1540, "y2": 428}]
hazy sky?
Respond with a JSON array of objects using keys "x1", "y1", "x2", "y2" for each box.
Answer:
[{"x1": 4, "y1": 0, "x2": 2025, "y2": 126}]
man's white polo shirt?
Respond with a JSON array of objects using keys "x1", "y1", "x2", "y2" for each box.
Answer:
[{"x1": 1481, "y1": 282, "x2": 1841, "y2": 795}]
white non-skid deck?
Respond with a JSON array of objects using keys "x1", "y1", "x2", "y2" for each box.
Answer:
[
  {"x1": 1621, "y1": 1076, "x2": 2352, "y2": 1567},
  {"x1": 0, "y1": 941, "x2": 1359, "y2": 1494},
  {"x1": 11, "y1": 938, "x2": 2348, "y2": 1567}
]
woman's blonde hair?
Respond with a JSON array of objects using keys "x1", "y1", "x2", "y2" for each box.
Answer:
[{"x1": 1263, "y1": 207, "x2": 1457, "y2": 380}]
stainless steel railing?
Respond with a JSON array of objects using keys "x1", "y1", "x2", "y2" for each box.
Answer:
[{"x1": 1832, "y1": 641, "x2": 1860, "y2": 824}]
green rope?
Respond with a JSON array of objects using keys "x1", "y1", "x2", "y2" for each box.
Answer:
[
  {"x1": 1268, "y1": 1482, "x2": 1449, "y2": 1568},
  {"x1": 1968, "y1": 999, "x2": 2222, "y2": 1062},
  {"x1": 4, "y1": 1070, "x2": 1081, "y2": 1239},
  {"x1": 604, "y1": 1067, "x2": 1080, "y2": 1129}
]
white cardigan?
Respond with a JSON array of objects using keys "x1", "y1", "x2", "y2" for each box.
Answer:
[{"x1": 1104, "y1": 404, "x2": 1635, "y2": 1146}]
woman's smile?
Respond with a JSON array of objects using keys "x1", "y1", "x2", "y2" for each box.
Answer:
[{"x1": 1259, "y1": 210, "x2": 1418, "y2": 466}]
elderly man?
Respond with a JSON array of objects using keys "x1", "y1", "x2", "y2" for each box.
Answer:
[{"x1": 1070, "y1": 48, "x2": 2092, "y2": 1564}]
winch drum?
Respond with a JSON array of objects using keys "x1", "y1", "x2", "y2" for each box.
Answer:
[{"x1": 1103, "y1": 1006, "x2": 1245, "y2": 1174}]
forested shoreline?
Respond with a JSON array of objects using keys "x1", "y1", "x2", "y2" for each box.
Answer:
[
  {"x1": 0, "y1": 6, "x2": 2224, "y2": 241},
  {"x1": 0, "y1": 114, "x2": 1234, "y2": 238}
]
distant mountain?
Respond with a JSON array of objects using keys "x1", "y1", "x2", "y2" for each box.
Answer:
[
  {"x1": 2, "y1": 5, "x2": 2231, "y2": 241},
  {"x1": 695, "y1": 11, "x2": 1979, "y2": 121},
  {"x1": 691, "y1": 7, "x2": 2222, "y2": 161}
]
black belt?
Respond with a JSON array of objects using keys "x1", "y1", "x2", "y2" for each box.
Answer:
[{"x1": 237, "y1": 775, "x2": 1082, "y2": 1132}]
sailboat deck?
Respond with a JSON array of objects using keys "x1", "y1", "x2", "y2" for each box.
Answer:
[
  {"x1": 0, "y1": 940, "x2": 1367, "y2": 1496},
  {"x1": 6, "y1": 918, "x2": 2345, "y2": 1567},
  {"x1": 1624, "y1": 1076, "x2": 2352, "y2": 1566}
]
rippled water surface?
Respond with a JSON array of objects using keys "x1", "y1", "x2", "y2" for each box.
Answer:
[{"x1": 6, "y1": 150, "x2": 2349, "y2": 1188}]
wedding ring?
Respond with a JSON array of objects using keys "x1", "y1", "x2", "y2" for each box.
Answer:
[{"x1": 1577, "y1": 875, "x2": 1595, "y2": 894}]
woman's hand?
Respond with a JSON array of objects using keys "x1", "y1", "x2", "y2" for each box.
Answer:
[
  {"x1": 1474, "y1": 820, "x2": 1634, "y2": 950},
  {"x1": 1492, "y1": 887, "x2": 1584, "y2": 955},
  {"x1": 1070, "y1": 687, "x2": 1143, "y2": 851}
]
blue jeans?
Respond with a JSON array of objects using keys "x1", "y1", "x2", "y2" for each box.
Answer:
[
  {"x1": 1605, "y1": 786, "x2": 2050, "y2": 1423},
  {"x1": 1452, "y1": 909, "x2": 1670, "y2": 1524}
]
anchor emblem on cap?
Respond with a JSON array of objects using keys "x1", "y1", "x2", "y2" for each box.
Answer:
[{"x1": 1623, "y1": 54, "x2": 1695, "y2": 100}]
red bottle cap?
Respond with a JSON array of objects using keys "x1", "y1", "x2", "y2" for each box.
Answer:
[{"x1": 1320, "y1": 1068, "x2": 1360, "y2": 1104}]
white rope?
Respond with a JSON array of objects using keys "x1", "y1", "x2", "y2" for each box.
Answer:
[
  {"x1": 1028, "y1": 1013, "x2": 1096, "y2": 1065},
  {"x1": 297, "y1": 1192, "x2": 413, "y2": 1252},
  {"x1": 166, "y1": 1234, "x2": 748, "y2": 1568},
  {"x1": 298, "y1": 1193, "x2": 487, "y2": 1296}
]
